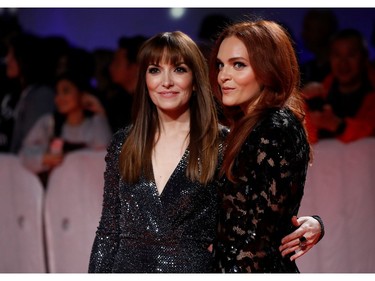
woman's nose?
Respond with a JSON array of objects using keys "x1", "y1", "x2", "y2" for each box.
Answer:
[
  {"x1": 218, "y1": 66, "x2": 230, "y2": 83},
  {"x1": 162, "y1": 72, "x2": 174, "y2": 87}
]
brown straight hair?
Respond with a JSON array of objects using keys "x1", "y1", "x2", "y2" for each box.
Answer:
[{"x1": 120, "y1": 31, "x2": 219, "y2": 185}]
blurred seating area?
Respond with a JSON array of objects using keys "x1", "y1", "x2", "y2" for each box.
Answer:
[
  {"x1": 0, "y1": 150, "x2": 106, "y2": 273},
  {"x1": 1, "y1": 138, "x2": 375, "y2": 273}
]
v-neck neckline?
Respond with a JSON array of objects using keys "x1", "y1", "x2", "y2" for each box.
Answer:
[{"x1": 151, "y1": 147, "x2": 189, "y2": 198}]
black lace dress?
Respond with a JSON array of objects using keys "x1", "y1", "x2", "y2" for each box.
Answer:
[
  {"x1": 88, "y1": 127, "x2": 225, "y2": 273},
  {"x1": 214, "y1": 108, "x2": 310, "y2": 273}
]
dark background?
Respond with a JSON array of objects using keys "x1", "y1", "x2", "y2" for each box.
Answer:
[{"x1": 13, "y1": 7, "x2": 375, "y2": 64}]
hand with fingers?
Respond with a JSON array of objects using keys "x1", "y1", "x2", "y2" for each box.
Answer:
[{"x1": 279, "y1": 215, "x2": 323, "y2": 261}]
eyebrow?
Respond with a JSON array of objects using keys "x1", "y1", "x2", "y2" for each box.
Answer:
[
  {"x1": 148, "y1": 61, "x2": 187, "y2": 67},
  {"x1": 216, "y1": 56, "x2": 247, "y2": 62},
  {"x1": 172, "y1": 61, "x2": 187, "y2": 66}
]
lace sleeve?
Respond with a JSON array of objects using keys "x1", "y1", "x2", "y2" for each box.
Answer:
[{"x1": 217, "y1": 122, "x2": 308, "y2": 272}]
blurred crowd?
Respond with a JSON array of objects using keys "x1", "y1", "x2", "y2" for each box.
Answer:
[
  {"x1": 1, "y1": 8, "x2": 375, "y2": 186},
  {"x1": 0, "y1": 11, "x2": 149, "y2": 186},
  {"x1": 300, "y1": 10, "x2": 375, "y2": 144}
]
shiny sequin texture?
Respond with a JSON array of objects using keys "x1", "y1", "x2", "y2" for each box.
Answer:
[
  {"x1": 89, "y1": 126, "x2": 227, "y2": 273},
  {"x1": 214, "y1": 108, "x2": 310, "y2": 273}
]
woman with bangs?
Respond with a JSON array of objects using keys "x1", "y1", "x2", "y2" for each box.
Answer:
[{"x1": 88, "y1": 31, "x2": 222, "y2": 273}]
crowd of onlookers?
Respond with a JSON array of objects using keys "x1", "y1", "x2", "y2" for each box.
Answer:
[
  {"x1": 299, "y1": 10, "x2": 375, "y2": 144},
  {"x1": 1, "y1": 8, "x2": 375, "y2": 186},
  {"x1": 0, "y1": 12, "x2": 150, "y2": 186}
]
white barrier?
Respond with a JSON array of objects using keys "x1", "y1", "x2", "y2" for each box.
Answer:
[
  {"x1": 0, "y1": 154, "x2": 46, "y2": 273},
  {"x1": 297, "y1": 138, "x2": 375, "y2": 273},
  {"x1": 44, "y1": 150, "x2": 106, "y2": 273}
]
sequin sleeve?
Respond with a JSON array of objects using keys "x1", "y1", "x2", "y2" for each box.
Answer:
[
  {"x1": 215, "y1": 110, "x2": 310, "y2": 272},
  {"x1": 88, "y1": 130, "x2": 125, "y2": 273}
]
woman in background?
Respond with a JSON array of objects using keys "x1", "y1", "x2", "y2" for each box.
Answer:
[{"x1": 19, "y1": 71, "x2": 112, "y2": 186}]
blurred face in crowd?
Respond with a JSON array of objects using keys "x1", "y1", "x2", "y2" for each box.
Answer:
[
  {"x1": 302, "y1": 12, "x2": 336, "y2": 55},
  {"x1": 330, "y1": 37, "x2": 366, "y2": 87},
  {"x1": 5, "y1": 47, "x2": 20, "y2": 79},
  {"x1": 216, "y1": 36, "x2": 261, "y2": 113},
  {"x1": 55, "y1": 79, "x2": 83, "y2": 115},
  {"x1": 109, "y1": 48, "x2": 138, "y2": 92},
  {"x1": 146, "y1": 56, "x2": 193, "y2": 117}
]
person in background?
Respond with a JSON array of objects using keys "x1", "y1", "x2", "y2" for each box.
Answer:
[
  {"x1": 42, "y1": 35, "x2": 71, "y2": 80},
  {"x1": 197, "y1": 13, "x2": 232, "y2": 60},
  {"x1": 56, "y1": 45, "x2": 95, "y2": 82},
  {"x1": 0, "y1": 12, "x2": 22, "y2": 152},
  {"x1": 104, "y1": 35, "x2": 148, "y2": 133},
  {"x1": 209, "y1": 20, "x2": 315, "y2": 272},
  {"x1": 19, "y1": 71, "x2": 112, "y2": 187},
  {"x1": 303, "y1": 28, "x2": 375, "y2": 143},
  {"x1": 82, "y1": 36, "x2": 148, "y2": 134},
  {"x1": 4, "y1": 33, "x2": 56, "y2": 154},
  {"x1": 299, "y1": 9, "x2": 339, "y2": 86},
  {"x1": 92, "y1": 48, "x2": 114, "y2": 97},
  {"x1": 88, "y1": 30, "x2": 323, "y2": 273}
]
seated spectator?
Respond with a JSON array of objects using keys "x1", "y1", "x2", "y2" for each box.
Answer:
[
  {"x1": 303, "y1": 28, "x2": 375, "y2": 143},
  {"x1": 19, "y1": 71, "x2": 112, "y2": 186}
]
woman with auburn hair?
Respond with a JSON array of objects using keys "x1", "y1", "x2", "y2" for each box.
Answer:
[{"x1": 210, "y1": 20, "x2": 318, "y2": 272}]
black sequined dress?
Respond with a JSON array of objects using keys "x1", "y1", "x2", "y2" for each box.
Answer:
[
  {"x1": 89, "y1": 127, "x2": 224, "y2": 273},
  {"x1": 214, "y1": 108, "x2": 310, "y2": 273}
]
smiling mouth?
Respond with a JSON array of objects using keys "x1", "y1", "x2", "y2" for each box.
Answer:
[
  {"x1": 221, "y1": 87, "x2": 234, "y2": 94},
  {"x1": 159, "y1": 91, "x2": 178, "y2": 97}
]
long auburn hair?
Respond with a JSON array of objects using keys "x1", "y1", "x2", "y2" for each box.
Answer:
[
  {"x1": 209, "y1": 20, "x2": 310, "y2": 182},
  {"x1": 120, "y1": 31, "x2": 219, "y2": 185}
]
